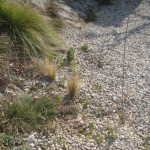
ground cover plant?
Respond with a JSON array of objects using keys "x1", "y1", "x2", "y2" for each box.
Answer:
[
  {"x1": 1, "y1": 95, "x2": 62, "y2": 133},
  {"x1": 68, "y1": 73, "x2": 79, "y2": 99}
]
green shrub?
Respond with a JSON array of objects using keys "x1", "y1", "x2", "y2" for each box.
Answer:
[
  {"x1": 80, "y1": 44, "x2": 88, "y2": 52},
  {"x1": 83, "y1": 99, "x2": 90, "y2": 109},
  {"x1": 67, "y1": 48, "x2": 74, "y2": 64},
  {"x1": 0, "y1": 1, "x2": 60, "y2": 60},
  {"x1": 107, "y1": 125, "x2": 116, "y2": 138},
  {"x1": 95, "y1": 134, "x2": 105, "y2": 145},
  {"x1": 97, "y1": 60, "x2": 103, "y2": 69},
  {"x1": 93, "y1": 83, "x2": 102, "y2": 91}
]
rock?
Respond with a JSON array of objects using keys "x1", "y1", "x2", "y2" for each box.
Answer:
[{"x1": 27, "y1": 133, "x2": 37, "y2": 144}]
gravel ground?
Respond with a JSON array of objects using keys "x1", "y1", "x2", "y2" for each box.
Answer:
[{"x1": 11, "y1": 0, "x2": 149, "y2": 149}]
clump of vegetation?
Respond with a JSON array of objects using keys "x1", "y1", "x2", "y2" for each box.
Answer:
[
  {"x1": 107, "y1": 125, "x2": 116, "y2": 139},
  {"x1": 2, "y1": 95, "x2": 61, "y2": 132},
  {"x1": 0, "y1": 134, "x2": 26, "y2": 149},
  {"x1": 68, "y1": 73, "x2": 79, "y2": 99},
  {"x1": 67, "y1": 48, "x2": 75, "y2": 64},
  {"x1": 85, "y1": 8, "x2": 97, "y2": 22},
  {"x1": 93, "y1": 83, "x2": 102, "y2": 91},
  {"x1": 0, "y1": 1, "x2": 60, "y2": 60},
  {"x1": 118, "y1": 110, "x2": 126, "y2": 125},
  {"x1": 59, "y1": 78, "x2": 65, "y2": 88},
  {"x1": 80, "y1": 44, "x2": 88, "y2": 52},
  {"x1": 83, "y1": 99, "x2": 90, "y2": 109},
  {"x1": 86, "y1": 122, "x2": 94, "y2": 139},
  {"x1": 70, "y1": 60, "x2": 76, "y2": 70},
  {"x1": 95, "y1": 134, "x2": 105, "y2": 145},
  {"x1": 38, "y1": 58, "x2": 57, "y2": 80},
  {"x1": 97, "y1": 60, "x2": 103, "y2": 69}
]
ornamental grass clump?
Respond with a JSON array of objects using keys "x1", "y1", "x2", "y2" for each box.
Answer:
[{"x1": 0, "y1": 1, "x2": 60, "y2": 60}]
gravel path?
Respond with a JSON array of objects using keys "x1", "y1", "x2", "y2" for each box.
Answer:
[
  {"x1": 23, "y1": 0, "x2": 149, "y2": 149},
  {"x1": 57, "y1": 0, "x2": 150, "y2": 149}
]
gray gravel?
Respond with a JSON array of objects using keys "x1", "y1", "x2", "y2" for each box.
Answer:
[{"x1": 24, "y1": 0, "x2": 150, "y2": 149}]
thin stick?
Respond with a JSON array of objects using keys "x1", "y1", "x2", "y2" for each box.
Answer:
[{"x1": 121, "y1": 0, "x2": 131, "y2": 110}]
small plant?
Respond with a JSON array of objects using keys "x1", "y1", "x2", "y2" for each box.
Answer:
[
  {"x1": 85, "y1": 8, "x2": 97, "y2": 22},
  {"x1": 97, "y1": 60, "x2": 103, "y2": 69},
  {"x1": 59, "y1": 78, "x2": 65, "y2": 88},
  {"x1": 118, "y1": 110, "x2": 126, "y2": 125},
  {"x1": 67, "y1": 48, "x2": 75, "y2": 64},
  {"x1": 95, "y1": 134, "x2": 105, "y2": 145},
  {"x1": 86, "y1": 122, "x2": 94, "y2": 139},
  {"x1": 0, "y1": 134, "x2": 25, "y2": 149},
  {"x1": 93, "y1": 83, "x2": 102, "y2": 91},
  {"x1": 38, "y1": 58, "x2": 57, "y2": 80},
  {"x1": 89, "y1": 122, "x2": 94, "y2": 131},
  {"x1": 93, "y1": 108, "x2": 107, "y2": 118},
  {"x1": 0, "y1": 134, "x2": 14, "y2": 149},
  {"x1": 70, "y1": 60, "x2": 76, "y2": 70},
  {"x1": 107, "y1": 125, "x2": 116, "y2": 139},
  {"x1": 83, "y1": 99, "x2": 90, "y2": 109},
  {"x1": 80, "y1": 44, "x2": 88, "y2": 52},
  {"x1": 68, "y1": 73, "x2": 79, "y2": 99},
  {"x1": 57, "y1": 55, "x2": 66, "y2": 68},
  {"x1": 86, "y1": 131, "x2": 93, "y2": 139},
  {"x1": 142, "y1": 137, "x2": 150, "y2": 150}
]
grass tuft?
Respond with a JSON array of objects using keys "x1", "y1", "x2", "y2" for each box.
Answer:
[
  {"x1": 68, "y1": 73, "x2": 79, "y2": 99},
  {"x1": 107, "y1": 125, "x2": 116, "y2": 139},
  {"x1": 2, "y1": 95, "x2": 61, "y2": 132},
  {"x1": 93, "y1": 83, "x2": 102, "y2": 91},
  {"x1": 0, "y1": 1, "x2": 60, "y2": 60},
  {"x1": 67, "y1": 48, "x2": 74, "y2": 64},
  {"x1": 80, "y1": 44, "x2": 88, "y2": 52},
  {"x1": 38, "y1": 58, "x2": 57, "y2": 80}
]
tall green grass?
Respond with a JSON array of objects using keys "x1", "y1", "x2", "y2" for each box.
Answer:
[{"x1": 0, "y1": 1, "x2": 61, "y2": 59}]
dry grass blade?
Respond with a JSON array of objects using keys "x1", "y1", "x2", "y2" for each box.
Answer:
[
  {"x1": 68, "y1": 73, "x2": 79, "y2": 99},
  {"x1": 37, "y1": 58, "x2": 57, "y2": 80}
]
